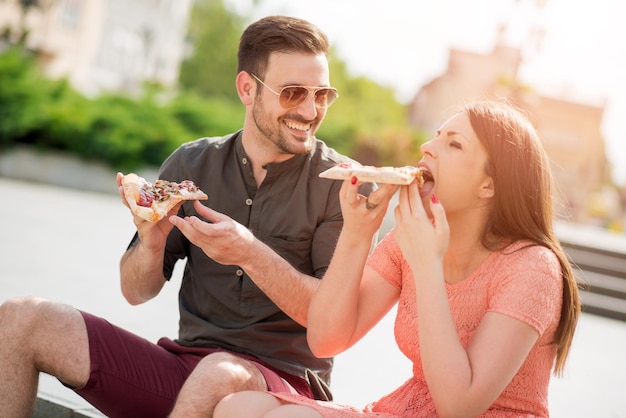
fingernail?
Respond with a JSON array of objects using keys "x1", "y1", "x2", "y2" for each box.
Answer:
[
  {"x1": 351, "y1": 176, "x2": 357, "y2": 185},
  {"x1": 431, "y1": 194, "x2": 439, "y2": 204}
]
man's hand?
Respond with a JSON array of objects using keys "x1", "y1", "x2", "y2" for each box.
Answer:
[
  {"x1": 116, "y1": 172, "x2": 180, "y2": 251},
  {"x1": 171, "y1": 201, "x2": 318, "y2": 326},
  {"x1": 169, "y1": 201, "x2": 256, "y2": 267}
]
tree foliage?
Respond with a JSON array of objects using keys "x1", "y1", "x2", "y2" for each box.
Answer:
[
  {"x1": 0, "y1": 0, "x2": 427, "y2": 171},
  {"x1": 0, "y1": 48, "x2": 50, "y2": 144},
  {"x1": 0, "y1": 47, "x2": 243, "y2": 171},
  {"x1": 320, "y1": 55, "x2": 424, "y2": 165},
  {"x1": 178, "y1": 0, "x2": 427, "y2": 166},
  {"x1": 178, "y1": 0, "x2": 243, "y2": 101}
]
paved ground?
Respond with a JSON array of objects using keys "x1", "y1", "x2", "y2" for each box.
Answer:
[{"x1": 1, "y1": 176, "x2": 625, "y2": 417}]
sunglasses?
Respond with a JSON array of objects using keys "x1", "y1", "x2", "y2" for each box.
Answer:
[{"x1": 250, "y1": 73, "x2": 339, "y2": 109}]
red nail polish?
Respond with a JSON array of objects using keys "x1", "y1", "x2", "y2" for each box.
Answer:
[
  {"x1": 351, "y1": 176, "x2": 357, "y2": 185},
  {"x1": 431, "y1": 194, "x2": 439, "y2": 204}
]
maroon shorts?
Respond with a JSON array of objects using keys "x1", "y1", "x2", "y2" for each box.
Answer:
[{"x1": 72, "y1": 311, "x2": 313, "y2": 417}]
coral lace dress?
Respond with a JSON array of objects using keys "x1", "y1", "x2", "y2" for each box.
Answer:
[{"x1": 273, "y1": 230, "x2": 563, "y2": 417}]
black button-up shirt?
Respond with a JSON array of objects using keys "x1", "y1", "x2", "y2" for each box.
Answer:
[{"x1": 130, "y1": 130, "x2": 373, "y2": 397}]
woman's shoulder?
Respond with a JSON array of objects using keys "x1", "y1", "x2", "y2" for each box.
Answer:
[
  {"x1": 489, "y1": 240, "x2": 562, "y2": 295},
  {"x1": 487, "y1": 240, "x2": 563, "y2": 335},
  {"x1": 367, "y1": 229, "x2": 406, "y2": 288},
  {"x1": 498, "y1": 240, "x2": 559, "y2": 268}
]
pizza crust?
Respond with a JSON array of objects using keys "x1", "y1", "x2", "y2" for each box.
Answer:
[
  {"x1": 319, "y1": 163, "x2": 425, "y2": 186},
  {"x1": 121, "y1": 173, "x2": 208, "y2": 222}
]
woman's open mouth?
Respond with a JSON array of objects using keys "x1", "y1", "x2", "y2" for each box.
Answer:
[{"x1": 419, "y1": 168, "x2": 435, "y2": 197}]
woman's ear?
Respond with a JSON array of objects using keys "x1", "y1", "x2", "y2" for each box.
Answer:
[
  {"x1": 236, "y1": 71, "x2": 255, "y2": 105},
  {"x1": 480, "y1": 177, "x2": 495, "y2": 199}
]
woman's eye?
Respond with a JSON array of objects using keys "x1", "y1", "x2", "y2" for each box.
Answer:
[{"x1": 450, "y1": 140, "x2": 462, "y2": 149}]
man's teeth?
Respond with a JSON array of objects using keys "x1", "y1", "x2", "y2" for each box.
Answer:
[{"x1": 286, "y1": 121, "x2": 310, "y2": 131}]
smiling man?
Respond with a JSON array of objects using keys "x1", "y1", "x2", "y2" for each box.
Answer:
[{"x1": 0, "y1": 15, "x2": 373, "y2": 418}]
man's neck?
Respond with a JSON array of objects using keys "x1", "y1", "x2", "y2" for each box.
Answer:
[{"x1": 241, "y1": 132, "x2": 295, "y2": 186}]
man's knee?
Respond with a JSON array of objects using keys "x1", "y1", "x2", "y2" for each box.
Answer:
[
  {"x1": 0, "y1": 297, "x2": 85, "y2": 348},
  {"x1": 0, "y1": 296, "x2": 90, "y2": 385},
  {"x1": 0, "y1": 296, "x2": 46, "y2": 335},
  {"x1": 194, "y1": 351, "x2": 267, "y2": 391}
]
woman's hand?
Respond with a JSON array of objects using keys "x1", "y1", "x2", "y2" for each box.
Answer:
[
  {"x1": 339, "y1": 176, "x2": 399, "y2": 238},
  {"x1": 394, "y1": 181, "x2": 449, "y2": 271}
]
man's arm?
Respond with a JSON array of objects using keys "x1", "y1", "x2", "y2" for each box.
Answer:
[
  {"x1": 116, "y1": 172, "x2": 178, "y2": 305},
  {"x1": 239, "y1": 239, "x2": 321, "y2": 326},
  {"x1": 169, "y1": 202, "x2": 320, "y2": 326},
  {"x1": 119, "y1": 238, "x2": 168, "y2": 305}
]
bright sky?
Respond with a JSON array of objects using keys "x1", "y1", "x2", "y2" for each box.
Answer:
[{"x1": 226, "y1": 0, "x2": 626, "y2": 186}]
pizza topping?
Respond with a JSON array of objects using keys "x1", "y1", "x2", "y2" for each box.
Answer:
[
  {"x1": 337, "y1": 162, "x2": 356, "y2": 169},
  {"x1": 138, "y1": 179, "x2": 204, "y2": 205},
  {"x1": 138, "y1": 188, "x2": 154, "y2": 207},
  {"x1": 122, "y1": 173, "x2": 208, "y2": 222}
]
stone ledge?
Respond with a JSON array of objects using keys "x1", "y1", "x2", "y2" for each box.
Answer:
[
  {"x1": 0, "y1": 145, "x2": 158, "y2": 195},
  {"x1": 34, "y1": 393, "x2": 104, "y2": 418}
]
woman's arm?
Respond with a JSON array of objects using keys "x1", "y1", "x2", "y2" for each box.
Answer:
[
  {"x1": 394, "y1": 182, "x2": 541, "y2": 417},
  {"x1": 414, "y1": 268, "x2": 539, "y2": 417},
  {"x1": 306, "y1": 179, "x2": 400, "y2": 357}
]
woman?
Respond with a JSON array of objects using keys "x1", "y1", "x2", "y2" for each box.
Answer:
[{"x1": 214, "y1": 100, "x2": 581, "y2": 417}]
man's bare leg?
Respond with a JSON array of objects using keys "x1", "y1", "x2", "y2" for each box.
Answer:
[
  {"x1": 168, "y1": 351, "x2": 268, "y2": 417},
  {"x1": 0, "y1": 296, "x2": 91, "y2": 417}
]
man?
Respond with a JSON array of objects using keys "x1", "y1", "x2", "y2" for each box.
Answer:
[{"x1": 0, "y1": 15, "x2": 375, "y2": 417}]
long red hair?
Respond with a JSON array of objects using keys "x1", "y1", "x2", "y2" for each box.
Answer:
[{"x1": 464, "y1": 100, "x2": 581, "y2": 375}]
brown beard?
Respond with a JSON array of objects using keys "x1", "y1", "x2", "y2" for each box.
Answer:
[{"x1": 252, "y1": 96, "x2": 317, "y2": 155}]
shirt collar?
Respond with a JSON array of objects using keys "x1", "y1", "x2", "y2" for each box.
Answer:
[{"x1": 235, "y1": 131, "x2": 313, "y2": 174}]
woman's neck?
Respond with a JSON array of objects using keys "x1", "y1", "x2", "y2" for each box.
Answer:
[{"x1": 443, "y1": 214, "x2": 492, "y2": 284}]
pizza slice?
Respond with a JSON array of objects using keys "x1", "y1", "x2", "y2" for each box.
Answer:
[
  {"x1": 319, "y1": 162, "x2": 429, "y2": 186},
  {"x1": 122, "y1": 173, "x2": 208, "y2": 222}
]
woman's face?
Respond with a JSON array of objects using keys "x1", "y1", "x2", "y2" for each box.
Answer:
[{"x1": 419, "y1": 111, "x2": 494, "y2": 214}]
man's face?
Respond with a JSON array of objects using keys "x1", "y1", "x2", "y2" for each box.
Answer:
[{"x1": 251, "y1": 52, "x2": 332, "y2": 156}]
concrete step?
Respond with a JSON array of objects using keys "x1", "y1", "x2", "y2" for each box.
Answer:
[{"x1": 34, "y1": 393, "x2": 104, "y2": 418}]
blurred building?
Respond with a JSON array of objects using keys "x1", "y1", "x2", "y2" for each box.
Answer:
[
  {"x1": 408, "y1": 38, "x2": 621, "y2": 225},
  {"x1": 0, "y1": 0, "x2": 193, "y2": 96}
]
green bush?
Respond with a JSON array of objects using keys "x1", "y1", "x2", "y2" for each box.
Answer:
[
  {"x1": 0, "y1": 46, "x2": 425, "y2": 171},
  {"x1": 167, "y1": 92, "x2": 245, "y2": 138},
  {"x1": 0, "y1": 48, "x2": 50, "y2": 145},
  {"x1": 0, "y1": 48, "x2": 246, "y2": 171},
  {"x1": 38, "y1": 79, "x2": 93, "y2": 152}
]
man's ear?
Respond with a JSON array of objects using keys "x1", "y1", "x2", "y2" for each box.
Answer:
[
  {"x1": 480, "y1": 177, "x2": 495, "y2": 199},
  {"x1": 236, "y1": 71, "x2": 255, "y2": 105}
]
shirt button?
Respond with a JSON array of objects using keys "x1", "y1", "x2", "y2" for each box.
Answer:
[
  {"x1": 245, "y1": 198, "x2": 253, "y2": 206},
  {"x1": 242, "y1": 157, "x2": 248, "y2": 164},
  {"x1": 235, "y1": 269, "x2": 244, "y2": 277}
]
